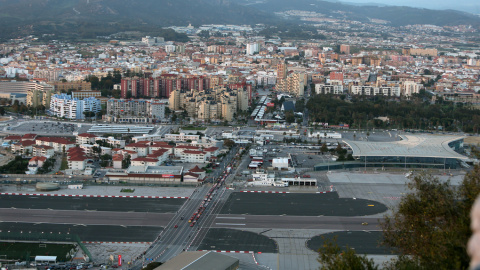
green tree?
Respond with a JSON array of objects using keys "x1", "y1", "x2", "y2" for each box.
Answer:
[
  {"x1": 381, "y1": 168, "x2": 480, "y2": 269},
  {"x1": 317, "y1": 237, "x2": 378, "y2": 270},
  {"x1": 285, "y1": 111, "x2": 295, "y2": 124},
  {"x1": 223, "y1": 139, "x2": 235, "y2": 149},
  {"x1": 321, "y1": 143, "x2": 328, "y2": 154}
]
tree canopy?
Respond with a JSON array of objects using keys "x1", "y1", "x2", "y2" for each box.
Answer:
[
  {"x1": 318, "y1": 166, "x2": 480, "y2": 269},
  {"x1": 306, "y1": 94, "x2": 480, "y2": 132}
]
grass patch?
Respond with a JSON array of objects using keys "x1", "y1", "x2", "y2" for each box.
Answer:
[
  {"x1": 0, "y1": 242, "x2": 76, "y2": 262},
  {"x1": 120, "y1": 188, "x2": 135, "y2": 193}
]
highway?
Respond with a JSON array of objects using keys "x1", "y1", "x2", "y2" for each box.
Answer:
[{"x1": 131, "y1": 146, "x2": 239, "y2": 268}]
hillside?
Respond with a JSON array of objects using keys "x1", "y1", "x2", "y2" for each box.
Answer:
[
  {"x1": 0, "y1": 0, "x2": 479, "y2": 41},
  {"x1": 0, "y1": 0, "x2": 275, "y2": 40},
  {"x1": 238, "y1": 0, "x2": 480, "y2": 27}
]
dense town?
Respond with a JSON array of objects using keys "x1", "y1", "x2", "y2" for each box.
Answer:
[{"x1": 1, "y1": 15, "x2": 480, "y2": 270}]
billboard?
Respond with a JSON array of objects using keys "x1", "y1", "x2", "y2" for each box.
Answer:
[{"x1": 162, "y1": 174, "x2": 174, "y2": 178}]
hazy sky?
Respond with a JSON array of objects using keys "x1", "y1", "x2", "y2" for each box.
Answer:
[{"x1": 341, "y1": 0, "x2": 480, "y2": 13}]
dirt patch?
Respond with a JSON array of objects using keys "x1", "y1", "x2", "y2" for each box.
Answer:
[{"x1": 465, "y1": 136, "x2": 480, "y2": 145}]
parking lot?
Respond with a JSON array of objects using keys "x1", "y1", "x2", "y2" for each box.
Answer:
[{"x1": 6, "y1": 120, "x2": 94, "y2": 136}]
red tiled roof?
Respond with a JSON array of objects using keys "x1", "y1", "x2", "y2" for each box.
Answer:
[
  {"x1": 22, "y1": 133, "x2": 38, "y2": 139},
  {"x1": 176, "y1": 145, "x2": 200, "y2": 150},
  {"x1": 20, "y1": 141, "x2": 36, "y2": 147},
  {"x1": 69, "y1": 156, "x2": 88, "y2": 162},
  {"x1": 5, "y1": 135, "x2": 22, "y2": 141},
  {"x1": 77, "y1": 133, "x2": 97, "y2": 138},
  {"x1": 112, "y1": 154, "x2": 123, "y2": 161},
  {"x1": 29, "y1": 156, "x2": 47, "y2": 162},
  {"x1": 189, "y1": 165, "x2": 204, "y2": 173}
]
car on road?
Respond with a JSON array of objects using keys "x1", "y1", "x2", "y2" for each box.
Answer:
[{"x1": 174, "y1": 225, "x2": 178, "y2": 228}]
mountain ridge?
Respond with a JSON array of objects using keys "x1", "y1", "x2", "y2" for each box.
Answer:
[{"x1": 0, "y1": 0, "x2": 479, "y2": 41}]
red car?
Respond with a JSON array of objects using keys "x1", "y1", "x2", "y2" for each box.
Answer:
[{"x1": 174, "y1": 225, "x2": 178, "y2": 228}]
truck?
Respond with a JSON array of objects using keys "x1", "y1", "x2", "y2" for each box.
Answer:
[{"x1": 226, "y1": 167, "x2": 232, "y2": 173}]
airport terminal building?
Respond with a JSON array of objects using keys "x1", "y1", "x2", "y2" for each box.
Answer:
[{"x1": 316, "y1": 135, "x2": 470, "y2": 171}]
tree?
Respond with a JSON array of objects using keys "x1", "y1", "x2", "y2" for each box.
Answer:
[
  {"x1": 317, "y1": 237, "x2": 378, "y2": 270},
  {"x1": 223, "y1": 139, "x2": 235, "y2": 149},
  {"x1": 381, "y1": 168, "x2": 480, "y2": 269},
  {"x1": 321, "y1": 143, "x2": 328, "y2": 154},
  {"x1": 285, "y1": 111, "x2": 295, "y2": 124}
]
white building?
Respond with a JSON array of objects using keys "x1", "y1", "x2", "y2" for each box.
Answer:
[
  {"x1": 246, "y1": 43, "x2": 260, "y2": 55},
  {"x1": 350, "y1": 85, "x2": 401, "y2": 97},
  {"x1": 165, "y1": 133, "x2": 200, "y2": 142},
  {"x1": 315, "y1": 83, "x2": 344, "y2": 95},
  {"x1": 403, "y1": 81, "x2": 422, "y2": 96},
  {"x1": 50, "y1": 94, "x2": 101, "y2": 119},
  {"x1": 272, "y1": 158, "x2": 289, "y2": 170},
  {"x1": 309, "y1": 131, "x2": 342, "y2": 139}
]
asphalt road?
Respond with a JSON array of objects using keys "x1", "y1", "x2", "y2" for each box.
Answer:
[
  {"x1": 131, "y1": 147, "x2": 240, "y2": 268},
  {"x1": 0, "y1": 195, "x2": 185, "y2": 213},
  {"x1": 212, "y1": 215, "x2": 381, "y2": 230},
  {"x1": 0, "y1": 208, "x2": 174, "y2": 226}
]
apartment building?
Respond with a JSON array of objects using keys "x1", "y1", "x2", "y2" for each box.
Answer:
[
  {"x1": 315, "y1": 81, "x2": 345, "y2": 95},
  {"x1": 50, "y1": 94, "x2": 101, "y2": 119},
  {"x1": 350, "y1": 85, "x2": 401, "y2": 97},
  {"x1": 51, "y1": 81, "x2": 91, "y2": 92},
  {"x1": 105, "y1": 99, "x2": 166, "y2": 122}
]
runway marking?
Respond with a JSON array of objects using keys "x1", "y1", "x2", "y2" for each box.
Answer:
[
  {"x1": 216, "y1": 217, "x2": 245, "y2": 220},
  {"x1": 215, "y1": 223, "x2": 246, "y2": 226},
  {"x1": 198, "y1": 250, "x2": 253, "y2": 254},
  {"x1": 32, "y1": 215, "x2": 71, "y2": 218},
  {"x1": 0, "y1": 193, "x2": 188, "y2": 199}
]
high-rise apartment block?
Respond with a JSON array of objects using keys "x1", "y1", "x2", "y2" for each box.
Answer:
[
  {"x1": 50, "y1": 94, "x2": 101, "y2": 119},
  {"x1": 105, "y1": 99, "x2": 166, "y2": 123}
]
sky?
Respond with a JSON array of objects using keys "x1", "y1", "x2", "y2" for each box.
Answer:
[{"x1": 339, "y1": 0, "x2": 480, "y2": 14}]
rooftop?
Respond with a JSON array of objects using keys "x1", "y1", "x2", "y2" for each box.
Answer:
[
  {"x1": 344, "y1": 135, "x2": 468, "y2": 160},
  {"x1": 156, "y1": 251, "x2": 239, "y2": 270}
]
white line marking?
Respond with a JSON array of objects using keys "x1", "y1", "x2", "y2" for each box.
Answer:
[{"x1": 215, "y1": 223, "x2": 246, "y2": 226}]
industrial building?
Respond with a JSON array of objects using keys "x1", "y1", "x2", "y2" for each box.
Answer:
[
  {"x1": 315, "y1": 135, "x2": 470, "y2": 171},
  {"x1": 105, "y1": 165, "x2": 184, "y2": 184}
]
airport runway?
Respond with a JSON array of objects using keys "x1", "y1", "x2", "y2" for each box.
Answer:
[
  {"x1": 0, "y1": 208, "x2": 173, "y2": 226},
  {"x1": 212, "y1": 215, "x2": 382, "y2": 230}
]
